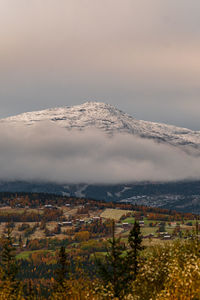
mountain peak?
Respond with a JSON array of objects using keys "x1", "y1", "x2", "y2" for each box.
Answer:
[
  {"x1": 1, "y1": 101, "x2": 200, "y2": 150},
  {"x1": 0, "y1": 101, "x2": 129, "y2": 130},
  {"x1": 78, "y1": 100, "x2": 111, "y2": 107},
  {"x1": 69, "y1": 101, "x2": 122, "y2": 113}
]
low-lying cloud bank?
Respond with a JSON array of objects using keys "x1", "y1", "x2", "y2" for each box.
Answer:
[{"x1": 0, "y1": 122, "x2": 200, "y2": 184}]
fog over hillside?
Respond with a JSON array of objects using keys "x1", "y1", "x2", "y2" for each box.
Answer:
[{"x1": 0, "y1": 120, "x2": 200, "y2": 184}]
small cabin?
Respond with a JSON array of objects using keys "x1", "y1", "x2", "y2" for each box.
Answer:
[
  {"x1": 62, "y1": 221, "x2": 73, "y2": 226},
  {"x1": 162, "y1": 235, "x2": 171, "y2": 240}
]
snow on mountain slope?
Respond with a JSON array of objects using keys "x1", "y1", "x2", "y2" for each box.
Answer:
[{"x1": 1, "y1": 101, "x2": 200, "y2": 150}]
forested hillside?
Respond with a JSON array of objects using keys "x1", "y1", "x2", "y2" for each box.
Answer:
[
  {"x1": 0, "y1": 222, "x2": 199, "y2": 299},
  {"x1": 0, "y1": 193, "x2": 198, "y2": 299}
]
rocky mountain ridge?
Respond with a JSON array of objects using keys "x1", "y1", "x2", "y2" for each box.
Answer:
[{"x1": 1, "y1": 101, "x2": 200, "y2": 150}]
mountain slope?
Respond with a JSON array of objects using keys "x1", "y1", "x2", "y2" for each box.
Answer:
[
  {"x1": 0, "y1": 181, "x2": 200, "y2": 213},
  {"x1": 1, "y1": 101, "x2": 200, "y2": 150},
  {"x1": 1, "y1": 102, "x2": 200, "y2": 212}
]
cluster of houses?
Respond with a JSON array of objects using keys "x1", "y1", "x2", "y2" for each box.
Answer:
[
  {"x1": 58, "y1": 216, "x2": 101, "y2": 227},
  {"x1": 116, "y1": 220, "x2": 145, "y2": 229}
]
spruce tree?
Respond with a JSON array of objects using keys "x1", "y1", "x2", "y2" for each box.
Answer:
[
  {"x1": 52, "y1": 246, "x2": 70, "y2": 299},
  {"x1": 126, "y1": 220, "x2": 143, "y2": 281},
  {"x1": 1, "y1": 227, "x2": 18, "y2": 282},
  {"x1": 96, "y1": 220, "x2": 126, "y2": 299},
  {"x1": 0, "y1": 226, "x2": 22, "y2": 299},
  {"x1": 55, "y1": 246, "x2": 70, "y2": 286},
  {"x1": 26, "y1": 279, "x2": 36, "y2": 300},
  {"x1": 18, "y1": 235, "x2": 23, "y2": 250}
]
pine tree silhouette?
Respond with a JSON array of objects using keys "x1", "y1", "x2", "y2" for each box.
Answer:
[
  {"x1": 96, "y1": 220, "x2": 126, "y2": 299},
  {"x1": 1, "y1": 226, "x2": 18, "y2": 282},
  {"x1": 126, "y1": 220, "x2": 143, "y2": 281},
  {"x1": 0, "y1": 225, "x2": 22, "y2": 299},
  {"x1": 52, "y1": 246, "x2": 70, "y2": 299}
]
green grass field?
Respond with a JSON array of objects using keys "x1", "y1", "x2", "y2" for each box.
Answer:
[
  {"x1": 141, "y1": 227, "x2": 157, "y2": 235},
  {"x1": 16, "y1": 249, "x2": 54, "y2": 260},
  {"x1": 123, "y1": 217, "x2": 135, "y2": 224}
]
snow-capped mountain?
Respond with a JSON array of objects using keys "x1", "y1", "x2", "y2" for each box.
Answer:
[
  {"x1": 1, "y1": 101, "x2": 200, "y2": 212},
  {"x1": 1, "y1": 101, "x2": 200, "y2": 150}
]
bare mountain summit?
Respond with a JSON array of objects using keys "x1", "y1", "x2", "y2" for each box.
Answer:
[
  {"x1": 1, "y1": 102, "x2": 200, "y2": 212},
  {"x1": 1, "y1": 101, "x2": 200, "y2": 151}
]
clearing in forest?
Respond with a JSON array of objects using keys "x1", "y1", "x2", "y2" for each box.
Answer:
[{"x1": 100, "y1": 208, "x2": 131, "y2": 221}]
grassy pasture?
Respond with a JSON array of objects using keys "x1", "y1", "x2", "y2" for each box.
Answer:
[
  {"x1": 0, "y1": 208, "x2": 43, "y2": 215},
  {"x1": 123, "y1": 217, "x2": 135, "y2": 224},
  {"x1": 100, "y1": 208, "x2": 131, "y2": 221},
  {"x1": 16, "y1": 249, "x2": 54, "y2": 260},
  {"x1": 141, "y1": 227, "x2": 157, "y2": 235}
]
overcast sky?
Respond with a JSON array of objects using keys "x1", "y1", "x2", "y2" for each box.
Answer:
[{"x1": 1, "y1": 0, "x2": 200, "y2": 130}]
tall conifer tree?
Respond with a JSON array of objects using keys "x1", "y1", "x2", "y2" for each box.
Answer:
[
  {"x1": 96, "y1": 220, "x2": 126, "y2": 299},
  {"x1": 126, "y1": 220, "x2": 143, "y2": 280},
  {"x1": 0, "y1": 225, "x2": 22, "y2": 299},
  {"x1": 52, "y1": 246, "x2": 70, "y2": 300}
]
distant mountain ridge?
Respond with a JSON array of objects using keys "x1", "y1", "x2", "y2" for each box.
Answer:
[
  {"x1": 1, "y1": 101, "x2": 200, "y2": 212},
  {"x1": 1, "y1": 101, "x2": 200, "y2": 151},
  {"x1": 0, "y1": 180, "x2": 200, "y2": 213}
]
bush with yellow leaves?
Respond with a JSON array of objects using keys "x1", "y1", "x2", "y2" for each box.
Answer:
[
  {"x1": 129, "y1": 238, "x2": 200, "y2": 300},
  {"x1": 156, "y1": 256, "x2": 200, "y2": 300}
]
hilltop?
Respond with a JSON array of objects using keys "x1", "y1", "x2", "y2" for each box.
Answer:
[{"x1": 1, "y1": 101, "x2": 200, "y2": 151}]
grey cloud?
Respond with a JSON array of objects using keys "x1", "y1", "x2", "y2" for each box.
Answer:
[{"x1": 0, "y1": 122, "x2": 200, "y2": 184}]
